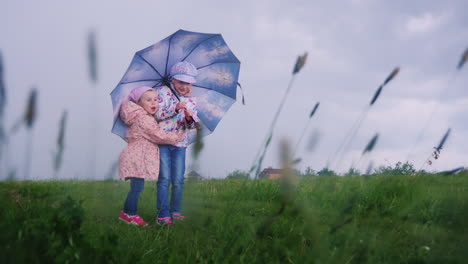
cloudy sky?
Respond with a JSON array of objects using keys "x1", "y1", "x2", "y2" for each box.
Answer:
[{"x1": 1, "y1": 0, "x2": 467, "y2": 180}]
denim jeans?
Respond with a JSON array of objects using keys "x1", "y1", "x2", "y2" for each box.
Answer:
[
  {"x1": 157, "y1": 145, "x2": 186, "y2": 218},
  {"x1": 123, "y1": 177, "x2": 145, "y2": 216}
]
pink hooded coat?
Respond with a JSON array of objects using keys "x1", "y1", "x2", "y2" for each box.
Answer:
[{"x1": 118, "y1": 101, "x2": 180, "y2": 180}]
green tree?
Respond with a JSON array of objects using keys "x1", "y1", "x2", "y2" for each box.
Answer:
[
  {"x1": 226, "y1": 170, "x2": 250, "y2": 179},
  {"x1": 374, "y1": 161, "x2": 416, "y2": 176},
  {"x1": 301, "y1": 166, "x2": 317, "y2": 177},
  {"x1": 317, "y1": 167, "x2": 337, "y2": 177},
  {"x1": 344, "y1": 167, "x2": 360, "y2": 176}
]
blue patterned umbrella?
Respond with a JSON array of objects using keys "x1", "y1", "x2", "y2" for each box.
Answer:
[{"x1": 111, "y1": 29, "x2": 241, "y2": 143}]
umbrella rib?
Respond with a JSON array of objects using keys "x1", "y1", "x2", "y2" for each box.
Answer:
[
  {"x1": 192, "y1": 84, "x2": 214, "y2": 90},
  {"x1": 197, "y1": 61, "x2": 239, "y2": 70},
  {"x1": 181, "y1": 35, "x2": 219, "y2": 62},
  {"x1": 137, "y1": 54, "x2": 164, "y2": 78},
  {"x1": 165, "y1": 33, "x2": 177, "y2": 76}
]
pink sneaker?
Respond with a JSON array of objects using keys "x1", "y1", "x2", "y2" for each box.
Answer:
[
  {"x1": 157, "y1": 217, "x2": 173, "y2": 226},
  {"x1": 118, "y1": 211, "x2": 133, "y2": 224},
  {"x1": 172, "y1": 212, "x2": 185, "y2": 221},
  {"x1": 131, "y1": 215, "x2": 148, "y2": 226}
]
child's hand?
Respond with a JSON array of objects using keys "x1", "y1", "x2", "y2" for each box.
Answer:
[
  {"x1": 184, "y1": 109, "x2": 194, "y2": 123},
  {"x1": 184, "y1": 109, "x2": 194, "y2": 117},
  {"x1": 176, "y1": 102, "x2": 187, "y2": 111}
]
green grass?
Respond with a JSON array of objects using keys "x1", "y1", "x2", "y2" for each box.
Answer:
[{"x1": 1, "y1": 173, "x2": 467, "y2": 263}]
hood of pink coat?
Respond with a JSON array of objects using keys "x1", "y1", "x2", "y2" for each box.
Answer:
[{"x1": 120, "y1": 101, "x2": 147, "y2": 126}]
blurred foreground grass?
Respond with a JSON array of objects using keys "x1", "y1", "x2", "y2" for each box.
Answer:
[{"x1": 1, "y1": 173, "x2": 467, "y2": 263}]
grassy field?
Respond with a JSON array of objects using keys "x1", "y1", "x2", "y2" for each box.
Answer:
[{"x1": 1, "y1": 173, "x2": 467, "y2": 263}]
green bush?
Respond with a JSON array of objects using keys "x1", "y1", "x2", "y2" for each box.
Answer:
[
  {"x1": 226, "y1": 170, "x2": 250, "y2": 179},
  {"x1": 317, "y1": 167, "x2": 337, "y2": 176},
  {"x1": 0, "y1": 183, "x2": 117, "y2": 263},
  {"x1": 374, "y1": 161, "x2": 416, "y2": 175},
  {"x1": 344, "y1": 167, "x2": 361, "y2": 176}
]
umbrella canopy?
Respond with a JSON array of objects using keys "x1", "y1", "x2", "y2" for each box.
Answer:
[{"x1": 111, "y1": 29, "x2": 241, "y2": 143}]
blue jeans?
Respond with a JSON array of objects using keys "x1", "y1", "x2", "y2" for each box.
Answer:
[
  {"x1": 123, "y1": 177, "x2": 145, "y2": 216},
  {"x1": 157, "y1": 145, "x2": 186, "y2": 218}
]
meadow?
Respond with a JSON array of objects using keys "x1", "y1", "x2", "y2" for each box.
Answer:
[{"x1": 1, "y1": 172, "x2": 467, "y2": 264}]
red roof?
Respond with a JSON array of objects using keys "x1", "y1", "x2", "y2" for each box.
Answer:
[{"x1": 261, "y1": 168, "x2": 283, "y2": 174}]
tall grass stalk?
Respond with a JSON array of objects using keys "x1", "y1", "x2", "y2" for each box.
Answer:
[
  {"x1": 419, "y1": 128, "x2": 451, "y2": 171},
  {"x1": 251, "y1": 53, "x2": 308, "y2": 177},
  {"x1": 0, "y1": 51, "x2": 7, "y2": 174},
  {"x1": 250, "y1": 76, "x2": 295, "y2": 175},
  {"x1": 293, "y1": 102, "x2": 320, "y2": 157},
  {"x1": 53, "y1": 110, "x2": 67, "y2": 179},
  {"x1": 9, "y1": 88, "x2": 39, "y2": 180},
  {"x1": 0, "y1": 51, "x2": 5, "y2": 121},
  {"x1": 0, "y1": 51, "x2": 5, "y2": 116},
  {"x1": 87, "y1": 29, "x2": 98, "y2": 179},
  {"x1": 457, "y1": 46, "x2": 468, "y2": 70},
  {"x1": 406, "y1": 46, "x2": 467, "y2": 162},
  {"x1": 25, "y1": 89, "x2": 38, "y2": 180},
  {"x1": 330, "y1": 107, "x2": 368, "y2": 170},
  {"x1": 331, "y1": 67, "x2": 399, "y2": 171},
  {"x1": 87, "y1": 30, "x2": 98, "y2": 83},
  {"x1": 365, "y1": 160, "x2": 374, "y2": 175},
  {"x1": 352, "y1": 133, "x2": 379, "y2": 172}
]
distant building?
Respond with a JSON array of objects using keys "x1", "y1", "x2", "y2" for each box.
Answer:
[
  {"x1": 258, "y1": 168, "x2": 284, "y2": 179},
  {"x1": 186, "y1": 170, "x2": 203, "y2": 180}
]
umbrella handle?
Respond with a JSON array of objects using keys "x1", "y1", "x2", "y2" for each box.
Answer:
[{"x1": 168, "y1": 84, "x2": 180, "y2": 101}]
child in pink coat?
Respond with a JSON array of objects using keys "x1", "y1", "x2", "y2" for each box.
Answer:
[{"x1": 118, "y1": 86, "x2": 183, "y2": 226}]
